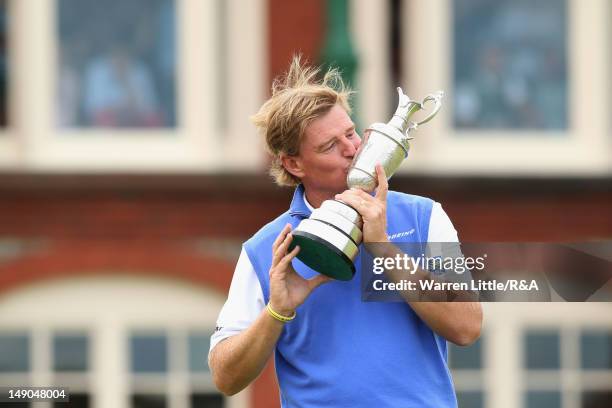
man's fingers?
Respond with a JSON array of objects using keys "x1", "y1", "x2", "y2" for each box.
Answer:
[
  {"x1": 273, "y1": 224, "x2": 292, "y2": 250},
  {"x1": 274, "y1": 232, "x2": 293, "y2": 260},
  {"x1": 271, "y1": 244, "x2": 299, "y2": 280},
  {"x1": 375, "y1": 164, "x2": 388, "y2": 201},
  {"x1": 278, "y1": 244, "x2": 300, "y2": 268},
  {"x1": 272, "y1": 224, "x2": 293, "y2": 265},
  {"x1": 335, "y1": 189, "x2": 376, "y2": 215}
]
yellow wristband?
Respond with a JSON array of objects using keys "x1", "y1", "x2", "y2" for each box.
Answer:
[{"x1": 266, "y1": 303, "x2": 296, "y2": 323}]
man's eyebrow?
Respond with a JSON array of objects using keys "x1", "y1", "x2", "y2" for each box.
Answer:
[{"x1": 315, "y1": 125, "x2": 356, "y2": 150}]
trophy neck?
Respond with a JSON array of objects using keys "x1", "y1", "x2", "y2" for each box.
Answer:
[
  {"x1": 387, "y1": 87, "x2": 423, "y2": 135},
  {"x1": 388, "y1": 102, "x2": 422, "y2": 135}
]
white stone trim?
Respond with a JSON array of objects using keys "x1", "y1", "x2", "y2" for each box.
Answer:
[{"x1": 350, "y1": 0, "x2": 391, "y2": 130}]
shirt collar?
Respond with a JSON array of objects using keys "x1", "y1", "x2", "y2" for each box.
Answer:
[
  {"x1": 288, "y1": 184, "x2": 313, "y2": 218},
  {"x1": 304, "y1": 193, "x2": 314, "y2": 211}
]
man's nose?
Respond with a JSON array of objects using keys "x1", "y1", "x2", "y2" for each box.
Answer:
[{"x1": 341, "y1": 135, "x2": 359, "y2": 157}]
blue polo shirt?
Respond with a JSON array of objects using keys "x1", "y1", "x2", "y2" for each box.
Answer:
[{"x1": 243, "y1": 186, "x2": 457, "y2": 408}]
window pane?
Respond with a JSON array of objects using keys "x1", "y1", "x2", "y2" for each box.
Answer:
[
  {"x1": 525, "y1": 330, "x2": 560, "y2": 369},
  {"x1": 53, "y1": 393, "x2": 89, "y2": 408},
  {"x1": 130, "y1": 334, "x2": 167, "y2": 373},
  {"x1": 53, "y1": 334, "x2": 88, "y2": 372},
  {"x1": 450, "y1": 337, "x2": 482, "y2": 369},
  {"x1": 57, "y1": 0, "x2": 176, "y2": 128},
  {"x1": 582, "y1": 391, "x2": 612, "y2": 408},
  {"x1": 132, "y1": 394, "x2": 166, "y2": 408},
  {"x1": 580, "y1": 330, "x2": 612, "y2": 369},
  {"x1": 189, "y1": 332, "x2": 211, "y2": 373},
  {"x1": 0, "y1": 333, "x2": 29, "y2": 372},
  {"x1": 526, "y1": 391, "x2": 561, "y2": 408},
  {"x1": 191, "y1": 393, "x2": 224, "y2": 408},
  {"x1": 456, "y1": 391, "x2": 483, "y2": 408},
  {"x1": 0, "y1": 0, "x2": 7, "y2": 127},
  {"x1": 453, "y1": 0, "x2": 567, "y2": 129}
]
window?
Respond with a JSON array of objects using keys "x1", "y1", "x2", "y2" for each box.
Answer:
[
  {"x1": 450, "y1": 336, "x2": 482, "y2": 370},
  {"x1": 189, "y1": 332, "x2": 211, "y2": 373},
  {"x1": 453, "y1": 0, "x2": 567, "y2": 130},
  {"x1": 525, "y1": 330, "x2": 560, "y2": 370},
  {"x1": 5, "y1": 403, "x2": 29, "y2": 408},
  {"x1": 450, "y1": 336, "x2": 485, "y2": 407},
  {"x1": 525, "y1": 390, "x2": 561, "y2": 408},
  {"x1": 0, "y1": 278, "x2": 236, "y2": 408},
  {"x1": 57, "y1": 0, "x2": 176, "y2": 128},
  {"x1": 132, "y1": 394, "x2": 167, "y2": 408},
  {"x1": 190, "y1": 393, "x2": 223, "y2": 408},
  {"x1": 582, "y1": 391, "x2": 612, "y2": 408},
  {"x1": 53, "y1": 394, "x2": 89, "y2": 408},
  {"x1": 0, "y1": 331, "x2": 90, "y2": 406},
  {"x1": 580, "y1": 330, "x2": 612, "y2": 408},
  {"x1": 130, "y1": 329, "x2": 223, "y2": 408},
  {"x1": 1, "y1": 0, "x2": 263, "y2": 170},
  {"x1": 456, "y1": 391, "x2": 484, "y2": 408},
  {"x1": 130, "y1": 333, "x2": 168, "y2": 373},
  {"x1": 0, "y1": 0, "x2": 7, "y2": 128},
  {"x1": 580, "y1": 330, "x2": 612, "y2": 370},
  {"x1": 52, "y1": 332, "x2": 91, "y2": 407},
  {"x1": 53, "y1": 333, "x2": 89, "y2": 372},
  {"x1": 0, "y1": 333, "x2": 29, "y2": 372},
  {"x1": 523, "y1": 329, "x2": 561, "y2": 406},
  {"x1": 521, "y1": 326, "x2": 612, "y2": 408},
  {"x1": 397, "y1": 0, "x2": 608, "y2": 174}
]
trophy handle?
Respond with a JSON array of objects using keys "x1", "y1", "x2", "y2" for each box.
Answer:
[{"x1": 413, "y1": 91, "x2": 444, "y2": 126}]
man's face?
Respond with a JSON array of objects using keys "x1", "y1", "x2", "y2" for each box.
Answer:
[{"x1": 293, "y1": 104, "x2": 361, "y2": 196}]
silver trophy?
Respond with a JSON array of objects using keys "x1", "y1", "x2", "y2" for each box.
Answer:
[{"x1": 289, "y1": 88, "x2": 444, "y2": 280}]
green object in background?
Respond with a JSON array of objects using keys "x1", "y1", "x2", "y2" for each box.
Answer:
[{"x1": 319, "y1": 0, "x2": 360, "y2": 128}]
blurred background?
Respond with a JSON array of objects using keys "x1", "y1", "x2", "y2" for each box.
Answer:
[{"x1": 0, "y1": 0, "x2": 610, "y2": 407}]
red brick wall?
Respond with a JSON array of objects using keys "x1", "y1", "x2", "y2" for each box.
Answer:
[
  {"x1": 0, "y1": 174, "x2": 291, "y2": 408},
  {"x1": 0, "y1": 174, "x2": 610, "y2": 408},
  {"x1": 268, "y1": 0, "x2": 324, "y2": 86}
]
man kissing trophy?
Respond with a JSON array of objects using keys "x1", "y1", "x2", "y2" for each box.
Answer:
[{"x1": 289, "y1": 88, "x2": 444, "y2": 280}]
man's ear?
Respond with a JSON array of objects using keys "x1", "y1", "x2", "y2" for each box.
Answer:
[{"x1": 280, "y1": 153, "x2": 305, "y2": 179}]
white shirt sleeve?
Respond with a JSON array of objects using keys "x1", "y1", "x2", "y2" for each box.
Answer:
[
  {"x1": 209, "y1": 247, "x2": 265, "y2": 356},
  {"x1": 427, "y1": 202, "x2": 459, "y2": 243},
  {"x1": 427, "y1": 202, "x2": 471, "y2": 283},
  {"x1": 426, "y1": 202, "x2": 461, "y2": 264}
]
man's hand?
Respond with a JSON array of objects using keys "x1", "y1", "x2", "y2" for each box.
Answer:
[
  {"x1": 335, "y1": 164, "x2": 389, "y2": 243},
  {"x1": 268, "y1": 224, "x2": 331, "y2": 316}
]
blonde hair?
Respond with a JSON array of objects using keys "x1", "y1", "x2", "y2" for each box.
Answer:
[{"x1": 251, "y1": 56, "x2": 353, "y2": 187}]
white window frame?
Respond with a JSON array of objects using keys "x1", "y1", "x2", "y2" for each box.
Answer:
[
  {"x1": 5, "y1": 0, "x2": 266, "y2": 172},
  {"x1": 353, "y1": 0, "x2": 611, "y2": 176},
  {"x1": 450, "y1": 335, "x2": 486, "y2": 407},
  {"x1": 0, "y1": 0, "x2": 18, "y2": 169},
  {"x1": 484, "y1": 303, "x2": 612, "y2": 408},
  {"x1": 0, "y1": 275, "x2": 250, "y2": 408}
]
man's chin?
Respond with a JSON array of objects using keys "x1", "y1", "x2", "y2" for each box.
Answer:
[{"x1": 304, "y1": 179, "x2": 349, "y2": 199}]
